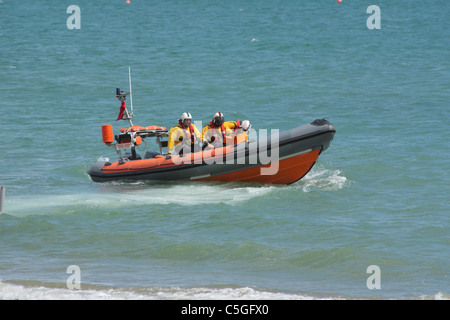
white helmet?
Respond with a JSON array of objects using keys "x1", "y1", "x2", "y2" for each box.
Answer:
[
  {"x1": 241, "y1": 120, "x2": 251, "y2": 131},
  {"x1": 180, "y1": 112, "x2": 192, "y2": 121},
  {"x1": 212, "y1": 112, "x2": 224, "y2": 126}
]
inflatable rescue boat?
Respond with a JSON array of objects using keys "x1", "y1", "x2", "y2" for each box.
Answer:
[{"x1": 88, "y1": 86, "x2": 336, "y2": 184}]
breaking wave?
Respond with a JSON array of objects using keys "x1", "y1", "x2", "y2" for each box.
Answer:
[
  {"x1": 0, "y1": 281, "x2": 341, "y2": 300},
  {"x1": 297, "y1": 165, "x2": 349, "y2": 192},
  {"x1": 1, "y1": 281, "x2": 447, "y2": 300}
]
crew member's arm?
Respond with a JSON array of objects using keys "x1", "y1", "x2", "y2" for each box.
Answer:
[
  {"x1": 201, "y1": 125, "x2": 211, "y2": 145},
  {"x1": 167, "y1": 127, "x2": 179, "y2": 155}
]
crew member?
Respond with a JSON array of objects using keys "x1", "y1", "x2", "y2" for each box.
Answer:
[
  {"x1": 233, "y1": 120, "x2": 251, "y2": 134},
  {"x1": 201, "y1": 112, "x2": 227, "y2": 148},
  {"x1": 167, "y1": 112, "x2": 201, "y2": 158},
  {"x1": 224, "y1": 119, "x2": 251, "y2": 133},
  {"x1": 224, "y1": 119, "x2": 252, "y2": 143},
  {"x1": 202, "y1": 113, "x2": 251, "y2": 148}
]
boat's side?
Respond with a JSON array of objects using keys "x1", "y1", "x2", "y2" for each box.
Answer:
[
  {"x1": 192, "y1": 148, "x2": 321, "y2": 184},
  {"x1": 88, "y1": 119, "x2": 335, "y2": 184}
]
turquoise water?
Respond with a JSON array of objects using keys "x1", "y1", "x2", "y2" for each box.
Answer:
[{"x1": 0, "y1": 0, "x2": 449, "y2": 299}]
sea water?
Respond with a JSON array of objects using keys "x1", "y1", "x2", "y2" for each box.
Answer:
[{"x1": 0, "y1": 0, "x2": 449, "y2": 300}]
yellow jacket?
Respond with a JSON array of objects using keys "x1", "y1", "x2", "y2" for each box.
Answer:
[
  {"x1": 201, "y1": 121, "x2": 239, "y2": 144},
  {"x1": 167, "y1": 123, "x2": 201, "y2": 154}
]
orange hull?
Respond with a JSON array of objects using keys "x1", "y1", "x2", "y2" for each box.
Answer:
[{"x1": 193, "y1": 149, "x2": 321, "y2": 184}]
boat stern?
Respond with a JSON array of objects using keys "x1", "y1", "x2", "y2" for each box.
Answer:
[{"x1": 87, "y1": 160, "x2": 109, "y2": 182}]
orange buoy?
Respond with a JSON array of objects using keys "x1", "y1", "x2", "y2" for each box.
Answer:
[
  {"x1": 135, "y1": 136, "x2": 142, "y2": 146},
  {"x1": 102, "y1": 124, "x2": 114, "y2": 144}
]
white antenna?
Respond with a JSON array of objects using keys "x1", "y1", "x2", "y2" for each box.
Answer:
[{"x1": 128, "y1": 66, "x2": 134, "y2": 116}]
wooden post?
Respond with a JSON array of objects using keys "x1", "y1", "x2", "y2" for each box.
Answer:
[{"x1": 0, "y1": 186, "x2": 5, "y2": 213}]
